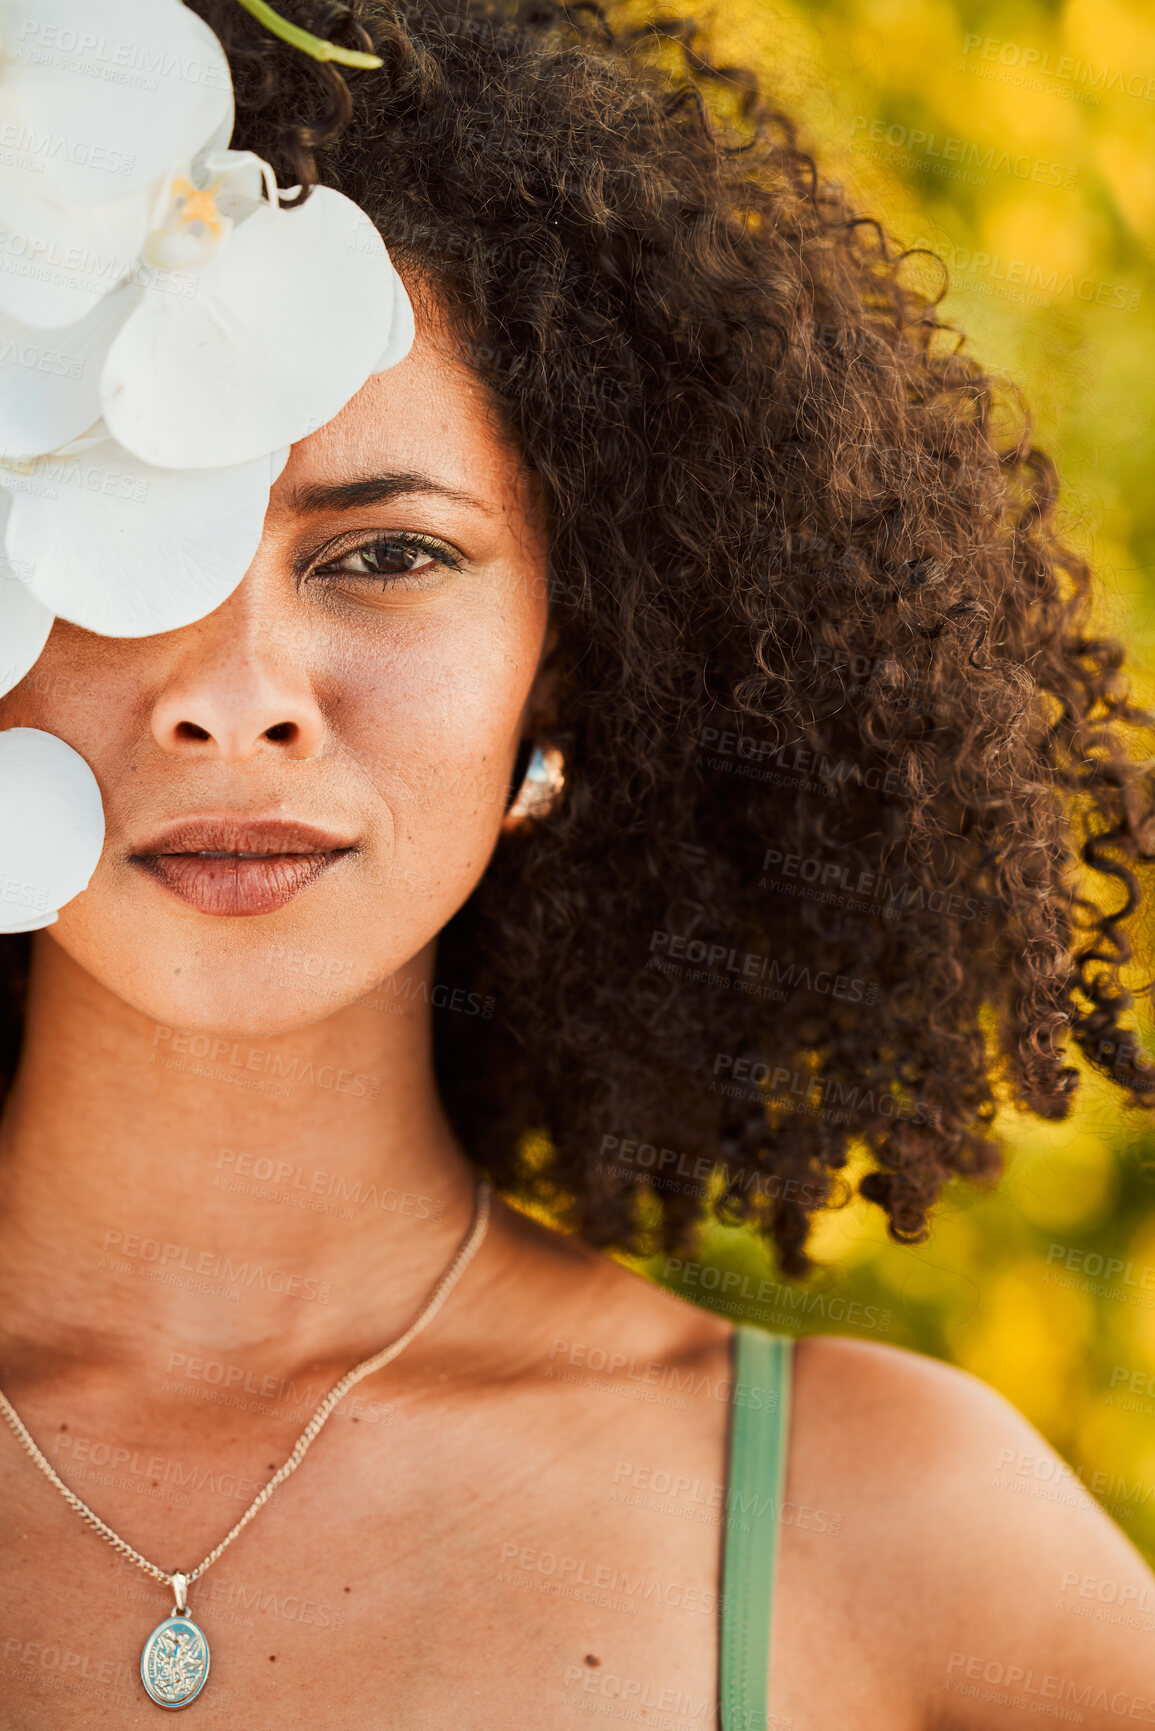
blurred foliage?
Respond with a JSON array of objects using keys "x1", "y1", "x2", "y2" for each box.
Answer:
[{"x1": 627, "y1": 0, "x2": 1155, "y2": 1563}]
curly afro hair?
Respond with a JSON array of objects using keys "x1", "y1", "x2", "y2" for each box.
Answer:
[{"x1": 3, "y1": 0, "x2": 1153, "y2": 1276}]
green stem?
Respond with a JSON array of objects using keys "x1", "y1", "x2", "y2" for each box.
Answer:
[{"x1": 233, "y1": 0, "x2": 383, "y2": 68}]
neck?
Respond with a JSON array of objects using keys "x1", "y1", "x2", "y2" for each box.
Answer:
[{"x1": 0, "y1": 936, "x2": 480, "y2": 1392}]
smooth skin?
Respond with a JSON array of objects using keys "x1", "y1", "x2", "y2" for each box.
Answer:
[{"x1": 0, "y1": 304, "x2": 1151, "y2": 1729}]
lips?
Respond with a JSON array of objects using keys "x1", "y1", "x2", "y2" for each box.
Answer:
[{"x1": 129, "y1": 818, "x2": 356, "y2": 917}]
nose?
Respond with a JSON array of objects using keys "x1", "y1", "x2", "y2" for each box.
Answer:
[{"x1": 149, "y1": 589, "x2": 326, "y2": 762}]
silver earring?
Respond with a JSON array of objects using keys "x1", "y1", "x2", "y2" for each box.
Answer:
[{"x1": 502, "y1": 743, "x2": 566, "y2": 830}]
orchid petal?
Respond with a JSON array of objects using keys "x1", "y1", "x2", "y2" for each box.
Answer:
[
  {"x1": 0, "y1": 558, "x2": 54, "y2": 698},
  {"x1": 53, "y1": 420, "x2": 117, "y2": 457},
  {"x1": 372, "y1": 267, "x2": 415, "y2": 373},
  {"x1": 0, "y1": 0, "x2": 233, "y2": 205},
  {"x1": 0, "y1": 912, "x2": 59, "y2": 931},
  {"x1": 5, "y1": 440, "x2": 270, "y2": 636},
  {"x1": 0, "y1": 181, "x2": 146, "y2": 328},
  {"x1": 0, "y1": 726, "x2": 104, "y2": 930},
  {"x1": 197, "y1": 150, "x2": 271, "y2": 217},
  {"x1": 101, "y1": 188, "x2": 397, "y2": 469},
  {"x1": 0, "y1": 287, "x2": 135, "y2": 458}
]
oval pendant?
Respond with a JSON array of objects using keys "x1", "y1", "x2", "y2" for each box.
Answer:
[{"x1": 140, "y1": 1612, "x2": 211, "y2": 1709}]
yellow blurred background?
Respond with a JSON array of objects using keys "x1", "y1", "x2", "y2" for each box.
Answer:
[{"x1": 633, "y1": 0, "x2": 1155, "y2": 1565}]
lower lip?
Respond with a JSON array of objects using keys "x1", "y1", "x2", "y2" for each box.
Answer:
[{"x1": 133, "y1": 851, "x2": 348, "y2": 917}]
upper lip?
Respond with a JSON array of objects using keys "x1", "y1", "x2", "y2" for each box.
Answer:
[{"x1": 130, "y1": 817, "x2": 357, "y2": 858}]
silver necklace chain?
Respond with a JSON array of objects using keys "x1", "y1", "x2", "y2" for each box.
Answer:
[{"x1": 0, "y1": 1177, "x2": 491, "y2": 1602}]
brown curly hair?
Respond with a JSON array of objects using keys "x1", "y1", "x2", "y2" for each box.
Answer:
[{"x1": 3, "y1": 0, "x2": 1153, "y2": 1276}]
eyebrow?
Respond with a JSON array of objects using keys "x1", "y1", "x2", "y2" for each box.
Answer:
[{"x1": 286, "y1": 471, "x2": 495, "y2": 517}]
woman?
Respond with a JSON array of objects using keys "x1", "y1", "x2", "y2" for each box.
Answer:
[{"x1": 0, "y1": 0, "x2": 1152, "y2": 1722}]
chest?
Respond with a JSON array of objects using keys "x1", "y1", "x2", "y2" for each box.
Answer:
[{"x1": 0, "y1": 1377, "x2": 735, "y2": 1728}]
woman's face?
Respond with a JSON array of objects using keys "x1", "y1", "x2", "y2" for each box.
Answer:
[{"x1": 0, "y1": 307, "x2": 550, "y2": 1036}]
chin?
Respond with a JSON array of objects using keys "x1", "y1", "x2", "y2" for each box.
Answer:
[
  {"x1": 47, "y1": 892, "x2": 398, "y2": 1043},
  {"x1": 148, "y1": 972, "x2": 356, "y2": 1042}
]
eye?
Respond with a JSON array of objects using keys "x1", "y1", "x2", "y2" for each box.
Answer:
[{"x1": 311, "y1": 531, "x2": 462, "y2": 588}]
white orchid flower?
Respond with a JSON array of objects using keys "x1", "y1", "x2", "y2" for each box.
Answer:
[
  {"x1": 103, "y1": 151, "x2": 410, "y2": 469},
  {"x1": 0, "y1": 154, "x2": 413, "y2": 471},
  {"x1": 0, "y1": 0, "x2": 233, "y2": 328},
  {"x1": 0, "y1": 727, "x2": 104, "y2": 932},
  {"x1": 0, "y1": 429, "x2": 283, "y2": 638}
]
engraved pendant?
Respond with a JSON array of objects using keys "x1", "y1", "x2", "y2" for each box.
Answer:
[{"x1": 140, "y1": 1578, "x2": 210, "y2": 1709}]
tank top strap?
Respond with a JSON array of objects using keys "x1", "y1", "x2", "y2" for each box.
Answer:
[{"x1": 719, "y1": 1324, "x2": 795, "y2": 1731}]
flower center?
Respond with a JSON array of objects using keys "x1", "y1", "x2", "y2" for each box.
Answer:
[
  {"x1": 172, "y1": 180, "x2": 224, "y2": 234},
  {"x1": 143, "y1": 177, "x2": 229, "y2": 272}
]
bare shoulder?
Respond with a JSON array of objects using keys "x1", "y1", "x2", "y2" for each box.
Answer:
[
  {"x1": 777, "y1": 1334, "x2": 1155, "y2": 1728},
  {"x1": 791, "y1": 1329, "x2": 1053, "y2": 1482},
  {"x1": 489, "y1": 1197, "x2": 736, "y2": 1370}
]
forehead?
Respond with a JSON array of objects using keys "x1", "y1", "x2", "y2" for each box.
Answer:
[{"x1": 275, "y1": 310, "x2": 527, "y2": 508}]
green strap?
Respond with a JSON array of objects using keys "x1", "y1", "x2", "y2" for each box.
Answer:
[{"x1": 719, "y1": 1326, "x2": 794, "y2": 1731}]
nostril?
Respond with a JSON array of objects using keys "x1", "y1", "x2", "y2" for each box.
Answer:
[
  {"x1": 175, "y1": 721, "x2": 211, "y2": 742},
  {"x1": 264, "y1": 722, "x2": 298, "y2": 744}
]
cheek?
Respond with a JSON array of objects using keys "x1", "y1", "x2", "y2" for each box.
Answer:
[
  {"x1": 326, "y1": 597, "x2": 542, "y2": 898},
  {"x1": 0, "y1": 625, "x2": 140, "y2": 765}
]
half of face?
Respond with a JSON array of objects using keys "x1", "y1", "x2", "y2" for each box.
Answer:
[{"x1": 0, "y1": 306, "x2": 551, "y2": 1037}]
